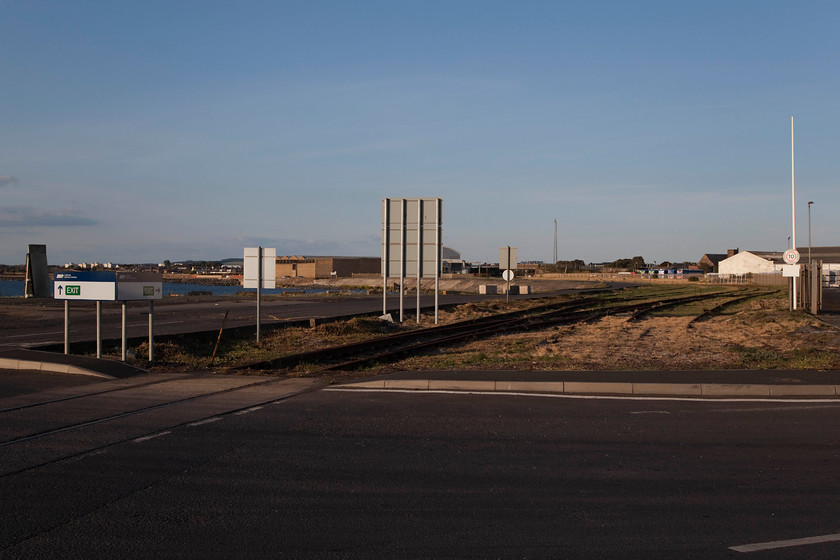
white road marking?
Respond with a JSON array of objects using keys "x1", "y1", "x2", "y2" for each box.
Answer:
[
  {"x1": 234, "y1": 406, "x2": 264, "y2": 415},
  {"x1": 325, "y1": 387, "x2": 840, "y2": 404},
  {"x1": 189, "y1": 417, "x2": 222, "y2": 426},
  {"x1": 711, "y1": 405, "x2": 840, "y2": 413},
  {"x1": 133, "y1": 431, "x2": 171, "y2": 443},
  {"x1": 730, "y1": 533, "x2": 840, "y2": 553}
]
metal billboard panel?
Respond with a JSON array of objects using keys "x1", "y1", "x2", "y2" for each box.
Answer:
[
  {"x1": 243, "y1": 247, "x2": 276, "y2": 289},
  {"x1": 499, "y1": 247, "x2": 518, "y2": 270},
  {"x1": 381, "y1": 197, "x2": 442, "y2": 279}
]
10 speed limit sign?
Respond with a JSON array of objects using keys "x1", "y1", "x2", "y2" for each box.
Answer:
[{"x1": 783, "y1": 249, "x2": 800, "y2": 264}]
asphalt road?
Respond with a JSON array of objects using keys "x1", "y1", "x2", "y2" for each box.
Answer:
[{"x1": 3, "y1": 375, "x2": 840, "y2": 558}]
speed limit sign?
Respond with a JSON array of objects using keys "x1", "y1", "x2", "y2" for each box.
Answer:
[{"x1": 783, "y1": 249, "x2": 800, "y2": 264}]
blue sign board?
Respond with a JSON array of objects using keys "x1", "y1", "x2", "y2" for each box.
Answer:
[{"x1": 54, "y1": 271, "x2": 116, "y2": 282}]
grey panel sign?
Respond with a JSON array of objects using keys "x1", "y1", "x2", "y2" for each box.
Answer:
[
  {"x1": 499, "y1": 246, "x2": 518, "y2": 270},
  {"x1": 382, "y1": 197, "x2": 442, "y2": 279}
]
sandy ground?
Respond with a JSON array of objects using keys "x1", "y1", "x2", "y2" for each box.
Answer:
[{"x1": 394, "y1": 294, "x2": 840, "y2": 371}]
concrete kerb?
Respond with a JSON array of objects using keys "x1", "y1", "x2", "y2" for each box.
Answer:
[
  {"x1": 0, "y1": 357, "x2": 117, "y2": 379},
  {"x1": 335, "y1": 378, "x2": 840, "y2": 398}
]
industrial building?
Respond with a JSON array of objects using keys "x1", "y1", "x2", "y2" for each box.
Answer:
[
  {"x1": 717, "y1": 251, "x2": 782, "y2": 276},
  {"x1": 716, "y1": 247, "x2": 840, "y2": 286},
  {"x1": 275, "y1": 256, "x2": 380, "y2": 279}
]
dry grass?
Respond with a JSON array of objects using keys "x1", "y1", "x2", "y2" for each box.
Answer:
[
  {"x1": 389, "y1": 292, "x2": 840, "y2": 372},
  {"x1": 133, "y1": 287, "x2": 840, "y2": 373}
]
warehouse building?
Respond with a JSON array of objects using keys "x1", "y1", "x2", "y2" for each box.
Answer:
[
  {"x1": 275, "y1": 256, "x2": 380, "y2": 279},
  {"x1": 717, "y1": 251, "x2": 782, "y2": 275}
]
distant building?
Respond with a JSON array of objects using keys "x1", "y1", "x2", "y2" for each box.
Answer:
[
  {"x1": 795, "y1": 246, "x2": 840, "y2": 264},
  {"x1": 718, "y1": 251, "x2": 782, "y2": 276},
  {"x1": 442, "y1": 246, "x2": 469, "y2": 274},
  {"x1": 697, "y1": 252, "x2": 732, "y2": 272},
  {"x1": 275, "y1": 256, "x2": 380, "y2": 279}
]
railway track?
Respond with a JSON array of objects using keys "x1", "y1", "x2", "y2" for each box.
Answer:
[
  {"x1": 686, "y1": 288, "x2": 781, "y2": 329},
  {"x1": 237, "y1": 287, "x2": 764, "y2": 373}
]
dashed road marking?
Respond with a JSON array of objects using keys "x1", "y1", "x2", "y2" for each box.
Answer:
[
  {"x1": 133, "y1": 431, "x2": 171, "y2": 443},
  {"x1": 189, "y1": 417, "x2": 222, "y2": 427},
  {"x1": 234, "y1": 406, "x2": 264, "y2": 415}
]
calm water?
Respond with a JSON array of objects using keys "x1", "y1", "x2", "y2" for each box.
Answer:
[{"x1": 0, "y1": 280, "x2": 361, "y2": 298}]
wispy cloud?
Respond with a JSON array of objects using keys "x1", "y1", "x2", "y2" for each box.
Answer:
[
  {"x1": 0, "y1": 176, "x2": 19, "y2": 188},
  {"x1": 0, "y1": 206, "x2": 99, "y2": 227}
]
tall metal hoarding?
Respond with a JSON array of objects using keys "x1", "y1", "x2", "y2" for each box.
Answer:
[
  {"x1": 24, "y1": 244, "x2": 49, "y2": 298},
  {"x1": 382, "y1": 197, "x2": 442, "y2": 323}
]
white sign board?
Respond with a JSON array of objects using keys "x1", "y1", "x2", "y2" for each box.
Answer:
[
  {"x1": 243, "y1": 247, "x2": 276, "y2": 289},
  {"x1": 54, "y1": 280, "x2": 116, "y2": 300},
  {"x1": 782, "y1": 264, "x2": 801, "y2": 277},
  {"x1": 54, "y1": 271, "x2": 116, "y2": 300}
]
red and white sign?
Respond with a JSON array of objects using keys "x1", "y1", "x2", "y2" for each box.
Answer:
[{"x1": 783, "y1": 249, "x2": 800, "y2": 265}]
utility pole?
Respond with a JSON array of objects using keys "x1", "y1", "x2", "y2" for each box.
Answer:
[{"x1": 553, "y1": 219, "x2": 558, "y2": 265}]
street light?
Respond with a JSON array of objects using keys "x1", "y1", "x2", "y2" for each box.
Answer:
[{"x1": 808, "y1": 201, "x2": 814, "y2": 264}]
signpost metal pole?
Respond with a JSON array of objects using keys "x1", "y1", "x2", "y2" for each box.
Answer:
[
  {"x1": 64, "y1": 301, "x2": 69, "y2": 355},
  {"x1": 435, "y1": 198, "x2": 440, "y2": 325},
  {"x1": 96, "y1": 301, "x2": 102, "y2": 359},
  {"x1": 149, "y1": 300, "x2": 154, "y2": 362},
  {"x1": 382, "y1": 200, "x2": 389, "y2": 316},
  {"x1": 506, "y1": 246, "x2": 511, "y2": 304},
  {"x1": 121, "y1": 302, "x2": 127, "y2": 361},
  {"x1": 399, "y1": 199, "x2": 405, "y2": 323},
  {"x1": 416, "y1": 200, "x2": 422, "y2": 323},
  {"x1": 257, "y1": 246, "x2": 262, "y2": 343}
]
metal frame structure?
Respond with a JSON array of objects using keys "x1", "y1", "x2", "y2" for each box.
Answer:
[{"x1": 382, "y1": 197, "x2": 442, "y2": 324}]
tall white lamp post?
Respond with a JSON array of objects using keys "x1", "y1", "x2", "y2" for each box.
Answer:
[
  {"x1": 791, "y1": 117, "x2": 798, "y2": 310},
  {"x1": 808, "y1": 201, "x2": 813, "y2": 265}
]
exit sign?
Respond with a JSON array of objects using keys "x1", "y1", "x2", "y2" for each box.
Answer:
[
  {"x1": 54, "y1": 271, "x2": 116, "y2": 300},
  {"x1": 54, "y1": 271, "x2": 162, "y2": 300}
]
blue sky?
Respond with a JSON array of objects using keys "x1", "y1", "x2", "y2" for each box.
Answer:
[{"x1": 1, "y1": 1, "x2": 838, "y2": 265}]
